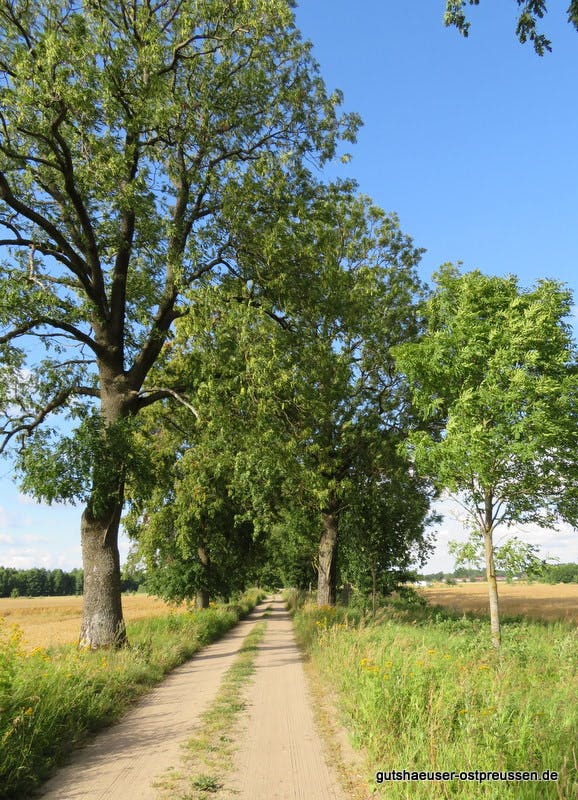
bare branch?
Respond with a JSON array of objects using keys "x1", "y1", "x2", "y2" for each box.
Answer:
[
  {"x1": 0, "y1": 171, "x2": 95, "y2": 297},
  {"x1": 0, "y1": 236, "x2": 79, "y2": 275},
  {"x1": 0, "y1": 383, "x2": 100, "y2": 454},
  {"x1": 110, "y1": 132, "x2": 140, "y2": 343},
  {"x1": 136, "y1": 387, "x2": 199, "y2": 418},
  {"x1": 0, "y1": 318, "x2": 104, "y2": 356},
  {"x1": 0, "y1": 388, "x2": 71, "y2": 454}
]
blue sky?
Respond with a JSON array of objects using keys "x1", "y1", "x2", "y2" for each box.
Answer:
[{"x1": 1, "y1": 0, "x2": 578, "y2": 573}]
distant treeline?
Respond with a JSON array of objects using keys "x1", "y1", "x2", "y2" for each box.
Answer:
[
  {"x1": 0, "y1": 567, "x2": 146, "y2": 598},
  {"x1": 540, "y1": 563, "x2": 578, "y2": 583},
  {"x1": 418, "y1": 564, "x2": 578, "y2": 584}
]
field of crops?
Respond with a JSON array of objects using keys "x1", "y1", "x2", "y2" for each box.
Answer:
[
  {"x1": 418, "y1": 581, "x2": 578, "y2": 623},
  {"x1": 0, "y1": 594, "x2": 182, "y2": 650}
]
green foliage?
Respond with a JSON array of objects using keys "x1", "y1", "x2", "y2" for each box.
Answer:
[
  {"x1": 394, "y1": 266, "x2": 578, "y2": 644},
  {"x1": 444, "y1": 0, "x2": 578, "y2": 54},
  {"x1": 339, "y1": 433, "x2": 438, "y2": 597},
  {"x1": 295, "y1": 602, "x2": 578, "y2": 799},
  {"x1": 394, "y1": 266, "x2": 578, "y2": 534},
  {"x1": 126, "y1": 184, "x2": 432, "y2": 605},
  {"x1": 0, "y1": 589, "x2": 264, "y2": 799},
  {"x1": 539, "y1": 562, "x2": 578, "y2": 583},
  {"x1": 449, "y1": 532, "x2": 548, "y2": 579},
  {"x1": 0, "y1": 0, "x2": 357, "y2": 511}
]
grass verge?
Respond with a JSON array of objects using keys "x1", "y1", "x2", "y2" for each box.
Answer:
[
  {"x1": 157, "y1": 618, "x2": 268, "y2": 800},
  {"x1": 0, "y1": 588, "x2": 265, "y2": 800},
  {"x1": 291, "y1": 595, "x2": 578, "y2": 800}
]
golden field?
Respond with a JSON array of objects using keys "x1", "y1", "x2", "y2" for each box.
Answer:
[
  {"x1": 0, "y1": 594, "x2": 183, "y2": 650},
  {"x1": 419, "y1": 581, "x2": 578, "y2": 623}
]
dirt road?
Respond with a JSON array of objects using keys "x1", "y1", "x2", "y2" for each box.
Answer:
[
  {"x1": 35, "y1": 597, "x2": 350, "y2": 800},
  {"x1": 36, "y1": 603, "x2": 268, "y2": 800},
  {"x1": 223, "y1": 597, "x2": 346, "y2": 800}
]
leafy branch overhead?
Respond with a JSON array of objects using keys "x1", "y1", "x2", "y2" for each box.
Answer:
[{"x1": 444, "y1": 0, "x2": 578, "y2": 54}]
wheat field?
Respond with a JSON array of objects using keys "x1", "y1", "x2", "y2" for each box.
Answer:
[
  {"x1": 0, "y1": 594, "x2": 183, "y2": 650},
  {"x1": 419, "y1": 581, "x2": 578, "y2": 623}
]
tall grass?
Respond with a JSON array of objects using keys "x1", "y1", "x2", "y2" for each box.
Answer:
[
  {"x1": 293, "y1": 598, "x2": 578, "y2": 799},
  {"x1": 0, "y1": 588, "x2": 265, "y2": 800}
]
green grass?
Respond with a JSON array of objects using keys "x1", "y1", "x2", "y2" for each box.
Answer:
[
  {"x1": 0, "y1": 588, "x2": 265, "y2": 800},
  {"x1": 292, "y1": 597, "x2": 578, "y2": 800}
]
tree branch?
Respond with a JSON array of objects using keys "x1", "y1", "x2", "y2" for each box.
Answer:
[
  {"x1": 110, "y1": 132, "x2": 140, "y2": 344},
  {"x1": 0, "y1": 171, "x2": 95, "y2": 298},
  {"x1": 0, "y1": 318, "x2": 105, "y2": 356},
  {"x1": 0, "y1": 388, "x2": 71, "y2": 454},
  {"x1": 136, "y1": 387, "x2": 199, "y2": 418}
]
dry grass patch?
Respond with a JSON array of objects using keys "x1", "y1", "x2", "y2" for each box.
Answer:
[
  {"x1": 418, "y1": 582, "x2": 578, "y2": 623},
  {"x1": 0, "y1": 594, "x2": 183, "y2": 650}
]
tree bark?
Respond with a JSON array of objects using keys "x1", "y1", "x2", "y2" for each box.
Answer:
[
  {"x1": 79, "y1": 362, "x2": 132, "y2": 648},
  {"x1": 317, "y1": 509, "x2": 338, "y2": 606},
  {"x1": 196, "y1": 544, "x2": 210, "y2": 609},
  {"x1": 483, "y1": 490, "x2": 501, "y2": 649},
  {"x1": 79, "y1": 500, "x2": 126, "y2": 648}
]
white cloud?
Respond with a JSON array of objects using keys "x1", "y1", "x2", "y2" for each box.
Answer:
[
  {"x1": 0, "y1": 547, "x2": 52, "y2": 569},
  {"x1": 0, "y1": 505, "x2": 10, "y2": 529},
  {"x1": 22, "y1": 534, "x2": 49, "y2": 544}
]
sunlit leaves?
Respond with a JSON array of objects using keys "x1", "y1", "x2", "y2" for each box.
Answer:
[{"x1": 394, "y1": 266, "x2": 578, "y2": 530}]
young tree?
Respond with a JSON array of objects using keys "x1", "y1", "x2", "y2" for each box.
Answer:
[
  {"x1": 394, "y1": 265, "x2": 578, "y2": 647},
  {"x1": 0, "y1": 0, "x2": 357, "y2": 646},
  {"x1": 444, "y1": 0, "x2": 578, "y2": 55}
]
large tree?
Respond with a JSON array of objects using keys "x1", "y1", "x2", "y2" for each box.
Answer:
[
  {"x1": 0, "y1": 0, "x2": 357, "y2": 647},
  {"x1": 444, "y1": 0, "x2": 578, "y2": 54},
  {"x1": 165, "y1": 186, "x2": 429, "y2": 606},
  {"x1": 394, "y1": 265, "x2": 578, "y2": 647}
]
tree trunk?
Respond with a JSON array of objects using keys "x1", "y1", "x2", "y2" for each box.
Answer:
[
  {"x1": 79, "y1": 364, "x2": 131, "y2": 649},
  {"x1": 483, "y1": 490, "x2": 501, "y2": 649},
  {"x1": 317, "y1": 509, "x2": 338, "y2": 606},
  {"x1": 79, "y1": 500, "x2": 126, "y2": 648},
  {"x1": 196, "y1": 544, "x2": 210, "y2": 609}
]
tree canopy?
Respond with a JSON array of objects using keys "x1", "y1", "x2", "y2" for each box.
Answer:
[{"x1": 126, "y1": 184, "x2": 435, "y2": 606}]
